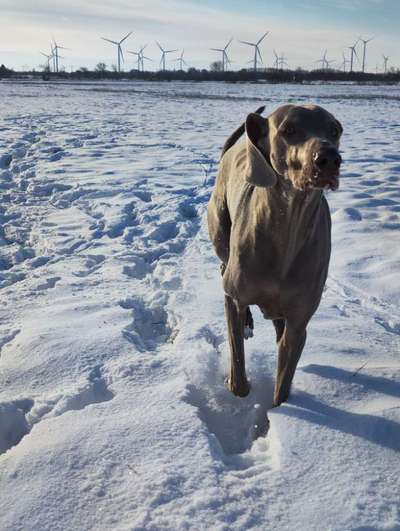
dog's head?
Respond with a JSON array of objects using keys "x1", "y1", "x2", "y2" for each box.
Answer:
[{"x1": 245, "y1": 104, "x2": 343, "y2": 191}]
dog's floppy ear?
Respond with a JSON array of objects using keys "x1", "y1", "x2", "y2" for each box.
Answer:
[{"x1": 245, "y1": 113, "x2": 277, "y2": 187}]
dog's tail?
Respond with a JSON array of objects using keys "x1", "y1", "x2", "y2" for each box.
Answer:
[{"x1": 220, "y1": 105, "x2": 265, "y2": 158}]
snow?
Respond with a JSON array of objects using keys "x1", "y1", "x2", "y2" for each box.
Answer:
[{"x1": 0, "y1": 80, "x2": 399, "y2": 530}]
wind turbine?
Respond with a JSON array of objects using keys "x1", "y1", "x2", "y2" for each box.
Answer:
[
  {"x1": 340, "y1": 51, "x2": 350, "y2": 72},
  {"x1": 382, "y1": 54, "x2": 389, "y2": 74},
  {"x1": 273, "y1": 50, "x2": 288, "y2": 70},
  {"x1": 210, "y1": 38, "x2": 233, "y2": 72},
  {"x1": 279, "y1": 53, "x2": 288, "y2": 70},
  {"x1": 175, "y1": 49, "x2": 187, "y2": 71},
  {"x1": 359, "y1": 36, "x2": 374, "y2": 73},
  {"x1": 273, "y1": 49, "x2": 279, "y2": 69},
  {"x1": 128, "y1": 49, "x2": 142, "y2": 71},
  {"x1": 325, "y1": 58, "x2": 335, "y2": 70},
  {"x1": 128, "y1": 45, "x2": 147, "y2": 72},
  {"x1": 239, "y1": 32, "x2": 268, "y2": 72},
  {"x1": 141, "y1": 53, "x2": 153, "y2": 72},
  {"x1": 40, "y1": 51, "x2": 53, "y2": 72},
  {"x1": 156, "y1": 41, "x2": 178, "y2": 71},
  {"x1": 101, "y1": 32, "x2": 132, "y2": 73},
  {"x1": 348, "y1": 39, "x2": 359, "y2": 73},
  {"x1": 52, "y1": 39, "x2": 68, "y2": 73},
  {"x1": 315, "y1": 49, "x2": 328, "y2": 70}
]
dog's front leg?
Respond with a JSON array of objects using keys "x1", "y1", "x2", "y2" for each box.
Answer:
[
  {"x1": 274, "y1": 322, "x2": 307, "y2": 406},
  {"x1": 224, "y1": 295, "x2": 250, "y2": 397}
]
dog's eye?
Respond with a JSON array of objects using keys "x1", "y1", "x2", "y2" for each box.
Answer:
[
  {"x1": 282, "y1": 125, "x2": 295, "y2": 136},
  {"x1": 331, "y1": 127, "x2": 339, "y2": 138}
]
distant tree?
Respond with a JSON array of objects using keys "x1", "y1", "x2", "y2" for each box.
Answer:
[
  {"x1": 210, "y1": 61, "x2": 223, "y2": 72},
  {"x1": 0, "y1": 64, "x2": 12, "y2": 78},
  {"x1": 111, "y1": 64, "x2": 118, "y2": 72},
  {"x1": 95, "y1": 62, "x2": 107, "y2": 72},
  {"x1": 78, "y1": 66, "x2": 89, "y2": 73}
]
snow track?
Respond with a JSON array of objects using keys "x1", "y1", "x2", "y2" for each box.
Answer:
[{"x1": 0, "y1": 81, "x2": 399, "y2": 530}]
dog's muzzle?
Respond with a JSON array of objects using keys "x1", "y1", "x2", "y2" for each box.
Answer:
[{"x1": 310, "y1": 146, "x2": 342, "y2": 191}]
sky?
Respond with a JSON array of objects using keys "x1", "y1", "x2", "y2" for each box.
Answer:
[{"x1": 0, "y1": 0, "x2": 399, "y2": 72}]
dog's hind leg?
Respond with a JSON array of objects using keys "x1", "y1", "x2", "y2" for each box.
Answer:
[
  {"x1": 225, "y1": 295, "x2": 250, "y2": 397},
  {"x1": 244, "y1": 307, "x2": 254, "y2": 339}
]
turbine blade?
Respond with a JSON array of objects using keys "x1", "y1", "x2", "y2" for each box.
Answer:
[
  {"x1": 225, "y1": 38, "x2": 233, "y2": 50},
  {"x1": 156, "y1": 41, "x2": 164, "y2": 52},
  {"x1": 257, "y1": 31, "x2": 269, "y2": 45},
  {"x1": 165, "y1": 49, "x2": 178, "y2": 54},
  {"x1": 239, "y1": 40, "x2": 255, "y2": 47},
  {"x1": 257, "y1": 47, "x2": 263, "y2": 62},
  {"x1": 102, "y1": 38, "x2": 118, "y2": 45},
  {"x1": 120, "y1": 31, "x2": 132, "y2": 44}
]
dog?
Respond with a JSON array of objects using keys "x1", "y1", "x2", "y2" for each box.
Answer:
[{"x1": 208, "y1": 104, "x2": 343, "y2": 406}]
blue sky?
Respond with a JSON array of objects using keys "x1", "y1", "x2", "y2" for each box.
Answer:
[{"x1": 0, "y1": 0, "x2": 398, "y2": 72}]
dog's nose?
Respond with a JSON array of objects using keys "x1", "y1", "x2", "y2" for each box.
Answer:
[{"x1": 313, "y1": 148, "x2": 342, "y2": 171}]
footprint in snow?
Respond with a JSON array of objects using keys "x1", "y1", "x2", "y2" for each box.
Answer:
[
  {"x1": 0, "y1": 398, "x2": 34, "y2": 454},
  {"x1": 36, "y1": 276, "x2": 61, "y2": 290},
  {"x1": 119, "y1": 297, "x2": 173, "y2": 351}
]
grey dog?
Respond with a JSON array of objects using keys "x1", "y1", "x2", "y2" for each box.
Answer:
[{"x1": 208, "y1": 104, "x2": 343, "y2": 406}]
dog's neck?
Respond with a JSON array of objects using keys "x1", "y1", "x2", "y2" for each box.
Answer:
[{"x1": 254, "y1": 176, "x2": 326, "y2": 272}]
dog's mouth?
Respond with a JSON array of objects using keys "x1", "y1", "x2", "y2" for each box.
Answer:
[
  {"x1": 306, "y1": 169, "x2": 340, "y2": 191},
  {"x1": 289, "y1": 168, "x2": 340, "y2": 192}
]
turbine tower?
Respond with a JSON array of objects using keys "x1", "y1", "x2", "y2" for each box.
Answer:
[
  {"x1": 101, "y1": 32, "x2": 132, "y2": 73},
  {"x1": 382, "y1": 54, "x2": 389, "y2": 74},
  {"x1": 210, "y1": 38, "x2": 233, "y2": 72},
  {"x1": 359, "y1": 36, "x2": 373, "y2": 73},
  {"x1": 156, "y1": 41, "x2": 178, "y2": 71},
  {"x1": 348, "y1": 39, "x2": 359, "y2": 73},
  {"x1": 175, "y1": 50, "x2": 187, "y2": 71},
  {"x1": 239, "y1": 32, "x2": 268, "y2": 72}
]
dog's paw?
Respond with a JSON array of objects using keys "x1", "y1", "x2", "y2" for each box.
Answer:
[{"x1": 225, "y1": 376, "x2": 251, "y2": 397}]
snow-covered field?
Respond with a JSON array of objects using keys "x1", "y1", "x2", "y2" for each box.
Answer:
[{"x1": 0, "y1": 80, "x2": 399, "y2": 531}]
